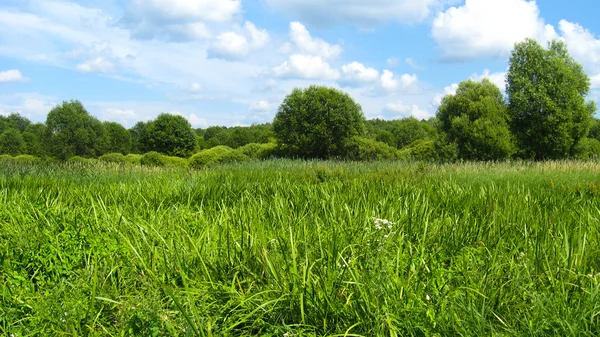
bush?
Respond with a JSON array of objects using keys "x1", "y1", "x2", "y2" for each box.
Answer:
[
  {"x1": 99, "y1": 153, "x2": 126, "y2": 164},
  {"x1": 0, "y1": 154, "x2": 13, "y2": 162},
  {"x1": 140, "y1": 152, "x2": 167, "y2": 167},
  {"x1": 13, "y1": 155, "x2": 40, "y2": 163},
  {"x1": 238, "y1": 143, "x2": 277, "y2": 160},
  {"x1": 342, "y1": 137, "x2": 399, "y2": 161},
  {"x1": 189, "y1": 146, "x2": 248, "y2": 169},
  {"x1": 573, "y1": 138, "x2": 600, "y2": 160},
  {"x1": 124, "y1": 154, "x2": 142, "y2": 165},
  {"x1": 162, "y1": 155, "x2": 188, "y2": 168},
  {"x1": 401, "y1": 140, "x2": 437, "y2": 161}
]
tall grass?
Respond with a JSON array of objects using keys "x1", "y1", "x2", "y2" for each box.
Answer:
[{"x1": 1, "y1": 160, "x2": 599, "y2": 336}]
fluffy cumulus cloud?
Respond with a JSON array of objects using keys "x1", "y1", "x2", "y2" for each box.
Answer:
[
  {"x1": 264, "y1": 0, "x2": 438, "y2": 27},
  {"x1": 0, "y1": 69, "x2": 28, "y2": 83},
  {"x1": 339, "y1": 62, "x2": 379, "y2": 87},
  {"x1": 432, "y1": 0, "x2": 557, "y2": 60},
  {"x1": 273, "y1": 54, "x2": 340, "y2": 80},
  {"x1": 76, "y1": 57, "x2": 115, "y2": 73},
  {"x1": 380, "y1": 70, "x2": 418, "y2": 92},
  {"x1": 433, "y1": 83, "x2": 459, "y2": 106},
  {"x1": 470, "y1": 69, "x2": 506, "y2": 90},
  {"x1": 250, "y1": 100, "x2": 274, "y2": 112},
  {"x1": 120, "y1": 0, "x2": 241, "y2": 41},
  {"x1": 207, "y1": 22, "x2": 270, "y2": 60},
  {"x1": 558, "y1": 20, "x2": 600, "y2": 88},
  {"x1": 384, "y1": 101, "x2": 432, "y2": 120},
  {"x1": 273, "y1": 23, "x2": 341, "y2": 80}
]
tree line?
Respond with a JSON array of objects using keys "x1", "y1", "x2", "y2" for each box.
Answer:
[{"x1": 1, "y1": 39, "x2": 599, "y2": 162}]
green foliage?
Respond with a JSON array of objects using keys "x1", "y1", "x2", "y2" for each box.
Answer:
[
  {"x1": 45, "y1": 100, "x2": 108, "y2": 160},
  {"x1": 99, "y1": 153, "x2": 127, "y2": 164},
  {"x1": 507, "y1": 39, "x2": 594, "y2": 160},
  {"x1": 0, "y1": 128, "x2": 25, "y2": 156},
  {"x1": 103, "y1": 121, "x2": 132, "y2": 154},
  {"x1": 199, "y1": 124, "x2": 275, "y2": 149},
  {"x1": 13, "y1": 154, "x2": 40, "y2": 163},
  {"x1": 188, "y1": 145, "x2": 248, "y2": 169},
  {"x1": 67, "y1": 155, "x2": 94, "y2": 165},
  {"x1": 124, "y1": 153, "x2": 143, "y2": 165},
  {"x1": 140, "y1": 151, "x2": 167, "y2": 167},
  {"x1": 342, "y1": 136, "x2": 399, "y2": 161},
  {"x1": 129, "y1": 121, "x2": 149, "y2": 154},
  {"x1": 274, "y1": 85, "x2": 366, "y2": 159},
  {"x1": 0, "y1": 113, "x2": 31, "y2": 132},
  {"x1": 401, "y1": 140, "x2": 438, "y2": 161},
  {"x1": 142, "y1": 114, "x2": 196, "y2": 157},
  {"x1": 437, "y1": 79, "x2": 514, "y2": 160},
  {"x1": 573, "y1": 138, "x2": 600, "y2": 159},
  {"x1": 238, "y1": 142, "x2": 277, "y2": 160},
  {"x1": 162, "y1": 155, "x2": 188, "y2": 168}
]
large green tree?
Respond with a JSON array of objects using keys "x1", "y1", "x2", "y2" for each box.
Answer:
[
  {"x1": 507, "y1": 39, "x2": 595, "y2": 160},
  {"x1": 437, "y1": 79, "x2": 514, "y2": 161},
  {"x1": 104, "y1": 121, "x2": 132, "y2": 154},
  {"x1": 0, "y1": 128, "x2": 25, "y2": 156},
  {"x1": 142, "y1": 113, "x2": 196, "y2": 157},
  {"x1": 45, "y1": 100, "x2": 107, "y2": 160},
  {"x1": 273, "y1": 85, "x2": 366, "y2": 159}
]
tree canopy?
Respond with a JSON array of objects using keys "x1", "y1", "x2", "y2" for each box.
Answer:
[
  {"x1": 142, "y1": 113, "x2": 196, "y2": 157},
  {"x1": 273, "y1": 85, "x2": 366, "y2": 159},
  {"x1": 507, "y1": 39, "x2": 594, "y2": 160}
]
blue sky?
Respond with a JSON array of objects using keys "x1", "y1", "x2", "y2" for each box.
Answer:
[{"x1": 0, "y1": 0, "x2": 599, "y2": 127}]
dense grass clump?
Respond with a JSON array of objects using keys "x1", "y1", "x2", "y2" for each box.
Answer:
[
  {"x1": 1, "y1": 160, "x2": 600, "y2": 336},
  {"x1": 189, "y1": 145, "x2": 248, "y2": 168},
  {"x1": 238, "y1": 142, "x2": 277, "y2": 160},
  {"x1": 99, "y1": 152, "x2": 127, "y2": 164},
  {"x1": 140, "y1": 151, "x2": 167, "y2": 167}
]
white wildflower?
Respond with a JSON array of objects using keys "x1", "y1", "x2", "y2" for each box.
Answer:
[{"x1": 426, "y1": 294, "x2": 431, "y2": 301}]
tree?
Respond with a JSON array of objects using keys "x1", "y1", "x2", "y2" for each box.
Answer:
[
  {"x1": 45, "y1": 100, "x2": 107, "y2": 160},
  {"x1": 437, "y1": 79, "x2": 514, "y2": 160},
  {"x1": 0, "y1": 128, "x2": 25, "y2": 156},
  {"x1": 507, "y1": 39, "x2": 594, "y2": 160},
  {"x1": 130, "y1": 121, "x2": 149, "y2": 154},
  {"x1": 104, "y1": 121, "x2": 132, "y2": 154},
  {"x1": 143, "y1": 113, "x2": 196, "y2": 157},
  {"x1": 273, "y1": 85, "x2": 366, "y2": 159},
  {"x1": 390, "y1": 117, "x2": 435, "y2": 149}
]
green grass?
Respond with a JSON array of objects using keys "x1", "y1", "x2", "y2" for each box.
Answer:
[{"x1": 1, "y1": 159, "x2": 600, "y2": 336}]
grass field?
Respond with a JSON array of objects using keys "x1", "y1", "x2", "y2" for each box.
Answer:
[{"x1": 1, "y1": 160, "x2": 600, "y2": 336}]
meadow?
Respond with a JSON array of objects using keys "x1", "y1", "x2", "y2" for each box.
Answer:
[{"x1": 1, "y1": 159, "x2": 600, "y2": 336}]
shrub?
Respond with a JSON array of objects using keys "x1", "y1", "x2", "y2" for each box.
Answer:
[
  {"x1": 67, "y1": 156, "x2": 94, "y2": 166},
  {"x1": 13, "y1": 155, "x2": 40, "y2": 163},
  {"x1": 189, "y1": 146, "x2": 248, "y2": 169},
  {"x1": 0, "y1": 154, "x2": 13, "y2": 162},
  {"x1": 99, "y1": 153, "x2": 126, "y2": 164},
  {"x1": 402, "y1": 140, "x2": 437, "y2": 161},
  {"x1": 125, "y1": 154, "x2": 143, "y2": 165},
  {"x1": 573, "y1": 138, "x2": 600, "y2": 160},
  {"x1": 342, "y1": 137, "x2": 399, "y2": 161},
  {"x1": 140, "y1": 151, "x2": 167, "y2": 167},
  {"x1": 162, "y1": 155, "x2": 188, "y2": 168},
  {"x1": 238, "y1": 143, "x2": 277, "y2": 160}
]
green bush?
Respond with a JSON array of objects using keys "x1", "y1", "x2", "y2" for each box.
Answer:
[
  {"x1": 99, "y1": 153, "x2": 126, "y2": 164},
  {"x1": 342, "y1": 137, "x2": 399, "y2": 161},
  {"x1": 0, "y1": 154, "x2": 13, "y2": 162},
  {"x1": 401, "y1": 140, "x2": 437, "y2": 161},
  {"x1": 238, "y1": 143, "x2": 277, "y2": 160},
  {"x1": 162, "y1": 155, "x2": 188, "y2": 168},
  {"x1": 140, "y1": 151, "x2": 167, "y2": 167},
  {"x1": 13, "y1": 154, "x2": 40, "y2": 164},
  {"x1": 124, "y1": 154, "x2": 143, "y2": 165},
  {"x1": 189, "y1": 146, "x2": 249, "y2": 169},
  {"x1": 573, "y1": 138, "x2": 600, "y2": 160}
]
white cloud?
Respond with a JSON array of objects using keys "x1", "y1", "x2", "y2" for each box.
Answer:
[
  {"x1": 0, "y1": 69, "x2": 28, "y2": 83},
  {"x1": 265, "y1": 0, "x2": 438, "y2": 27},
  {"x1": 188, "y1": 82, "x2": 203, "y2": 93},
  {"x1": 380, "y1": 70, "x2": 418, "y2": 92},
  {"x1": 470, "y1": 69, "x2": 506, "y2": 90},
  {"x1": 121, "y1": 0, "x2": 241, "y2": 41},
  {"x1": 433, "y1": 83, "x2": 459, "y2": 106},
  {"x1": 385, "y1": 101, "x2": 432, "y2": 120},
  {"x1": 207, "y1": 21, "x2": 270, "y2": 60},
  {"x1": 289, "y1": 22, "x2": 341, "y2": 59},
  {"x1": 339, "y1": 62, "x2": 379, "y2": 87},
  {"x1": 0, "y1": 93, "x2": 56, "y2": 121},
  {"x1": 76, "y1": 57, "x2": 115, "y2": 73},
  {"x1": 432, "y1": 0, "x2": 557, "y2": 60},
  {"x1": 386, "y1": 57, "x2": 400, "y2": 67},
  {"x1": 273, "y1": 54, "x2": 340, "y2": 80},
  {"x1": 250, "y1": 100, "x2": 274, "y2": 112},
  {"x1": 188, "y1": 113, "x2": 208, "y2": 127},
  {"x1": 558, "y1": 20, "x2": 600, "y2": 88}
]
